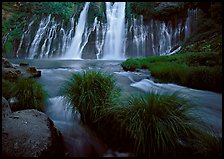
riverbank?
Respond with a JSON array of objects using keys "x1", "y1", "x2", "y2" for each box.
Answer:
[{"x1": 121, "y1": 51, "x2": 222, "y2": 93}]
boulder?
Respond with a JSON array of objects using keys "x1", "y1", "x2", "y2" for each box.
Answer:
[
  {"x1": 2, "y1": 58, "x2": 14, "y2": 68},
  {"x1": 2, "y1": 68, "x2": 19, "y2": 80},
  {"x1": 19, "y1": 62, "x2": 29, "y2": 66},
  {"x1": 2, "y1": 97, "x2": 12, "y2": 118},
  {"x1": 26, "y1": 66, "x2": 37, "y2": 73},
  {"x1": 2, "y1": 109, "x2": 65, "y2": 157}
]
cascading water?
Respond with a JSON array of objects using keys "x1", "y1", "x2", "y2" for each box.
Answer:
[
  {"x1": 14, "y1": 3, "x2": 200, "y2": 59},
  {"x1": 28, "y1": 15, "x2": 52, "y2": 58},
  {"x1": 95, "y1": 21, "x2": 106, "y2": 59},
  {"x1": 63, "y1": 2, "x2": 90, "y2": 59},
  {"x1": 102, "y1": 2, "x2": 126, "y2": 60}
]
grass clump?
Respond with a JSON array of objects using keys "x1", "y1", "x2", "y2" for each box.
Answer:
[
  {"x1": 2, "y1": 78, "x2": 47, "y2": 111},
  {"x1": 121, "y1": 58, "x2": 141, "y2": 71},
  {"x1": 62, "y1": 69, "x2": 120, "y2": 124},
  {"x1": 101, "y1": 92, "x2": 220, "y2": 157},
  {"x1": 2, "y1": 79, "x2": 16, "y2": 100}
]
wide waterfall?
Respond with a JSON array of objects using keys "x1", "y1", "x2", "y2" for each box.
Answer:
[{"x1": 15, "y1": 2, "x2": 200, "y2": 60}]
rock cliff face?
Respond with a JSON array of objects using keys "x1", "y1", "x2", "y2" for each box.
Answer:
[{"x1": 2, "y1": 97, "x2": 64, "y2": 157}]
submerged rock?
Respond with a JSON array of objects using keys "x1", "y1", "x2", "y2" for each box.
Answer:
[
  {"x1": 2, "y1": 109, "x2": 64, "y2": 157},
  {"x1": 19, "y1": 62, "x2": 29, "y2": 66}
]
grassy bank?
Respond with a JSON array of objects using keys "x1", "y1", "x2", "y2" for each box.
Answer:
[{"x1": 121, "y1": 51, "x2": 222, "y2": 93}]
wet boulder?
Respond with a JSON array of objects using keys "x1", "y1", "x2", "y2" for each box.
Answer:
[
  {"x1": 2, "y1": 68, "x2": 19, "y2": 80},
  {"x1": 2, "y1": 109, "x2": 64, "y2": 157},
  {"x1": 19, "y1": 62, "x2": 29, "y2": 66},
  {"x1": 26, "y1": 66, "x2": 37, "y2": 73},
  {"x1": 2, "y1": 58, "x2": 14, "y2": 68}
]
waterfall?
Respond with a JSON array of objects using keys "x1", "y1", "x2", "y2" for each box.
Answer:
[
  {"x1": 102, "y1": 2, "x2": 126, "y2": 60},
  {"x1": 95, "y1": 21, "x2": 106, "y2": 59},
  {"x1": 29, "y1": 14, "x2": 51, "y2": 58},
  {"x1": 79, "y1": 17, "x2": 98, "y2": 56},
  {"x1": 13, "y1": 3, "x2": 200, "y2": 59},
  {"x1": 64, "y1": 2, "x2": 90, "y2": 59}
]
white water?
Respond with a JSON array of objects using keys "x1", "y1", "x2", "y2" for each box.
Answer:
[
  {"x1": 15, "y1": 4, "x2": 199, "y2": 59},
  {"x1": 64, "y1": 2, "x2": 90, "y2": 59},
  {"x1": 95, "y1": 21, "x2": 106, "y2": 59},
  {"x1": 102, "y1": 2, "x2": 126, "y2": 60},
  {"x1": 29, "y1": 14, "x2": 52, "y2": 58}
]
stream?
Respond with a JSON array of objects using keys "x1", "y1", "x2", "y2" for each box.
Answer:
[{"x1": 10, "y1": 59, "x2": 222, "y2": 157}]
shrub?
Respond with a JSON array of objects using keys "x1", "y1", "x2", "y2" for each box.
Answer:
[
  {"x1": 13, "y1": 78, "x2": 47, "y2": 111},
  {"x1": 101, "y1": 92, "x2": 217, "y2": 157},
  {"x1": 2, "y1": 79, "x2": 16, "y2": 100},
  {"x1": 62, "y1": 69, "x2": 120, "y2": 124},
  {"x1": 121, "y1": 58, "x2": 141, "y2": 71}
]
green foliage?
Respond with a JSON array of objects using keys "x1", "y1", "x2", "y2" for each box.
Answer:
[
  {"x1": 2, "y1": 2, "x2": 75, "y2": 57},
  {"x1": 121, "y1": 51, "x2": 222, "y2": 93},
  {"x1": 148, "y1": 62, "x2": 190, "y2": 85},
  {"x1": 20, "y1": 2, "x2": 74, "y2": 20},
  {"x1": 14, "y1": 78, "x2": 47, "y2": 111},
  {"x1": 62, "y1": 70, "x2": 120, "y2": 124},
  {"x1": 3, "y1": 78, "x2": 48, "y2": 111},
  {"x1": 121, "y1": 58, "x2": 141, "y2": 71},
  {"x1": 2, "y1": 79, "x2": 16, "y2": 100},
  {"x1": 126, "y1": 2, "x2": 156, "y2": 18},
  {"x1": 100, "y1": 92, "x2": 218, "y2": 156}
]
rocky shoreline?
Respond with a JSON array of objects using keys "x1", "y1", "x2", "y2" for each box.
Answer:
[{"x1": 2, "y1": 58, "x2": 65, "y2": 157}]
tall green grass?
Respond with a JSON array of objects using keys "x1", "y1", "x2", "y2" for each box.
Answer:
[
  {"x1": 100, "y1": 92, "x2": 219, "y2": 157},
  {"x1": 2, "y1": 78, "x2": 47, "y2": 111},
  {"x1": 62, "y1": 70, "x2": 120, "y2": 124}
]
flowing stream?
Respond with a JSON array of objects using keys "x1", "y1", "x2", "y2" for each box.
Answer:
[{"x1": 9, "y1": 59, "x2": 222, "y2": 156}]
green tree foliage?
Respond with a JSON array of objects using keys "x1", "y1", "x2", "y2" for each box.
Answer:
[
  {"x1": 19, "y1": 2, "x2": 74, "y2": 20},
  {"x1": 2, "y1": 2, "x2": 75, "y2": 57}
]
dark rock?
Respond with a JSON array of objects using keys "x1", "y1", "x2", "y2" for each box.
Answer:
[
  {"x1": 2, "y1": 109, "x2": 65, "y2": 157},
  {"x1": 8, "y1": 97, "x2": 19, "y2": 112},
  {"x1": 2, "y1": 58, "x2": 41, "y2": 79},
  {"x1": 33, "y1": 71, "x2": 41, "y2": 77},
  {"x1": 2, "y1": 58, "x2": 14, "y2": 68},
  {"x1": 19, "y1": 62, "x2": 29, "y2": 66},
  {"x1": 26, "y1": 66, "x2": 37, "y2": 73},
  {"x1": 2, "y1": 68, "x2": 19, "y2": 80},
  {"x1": 2, "y1": 97, "x2": 12, "y2": 118}
]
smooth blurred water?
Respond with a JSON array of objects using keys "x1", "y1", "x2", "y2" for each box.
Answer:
[{"x1": 9, "y1": 59, "x2": 222, "y2": 156}]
